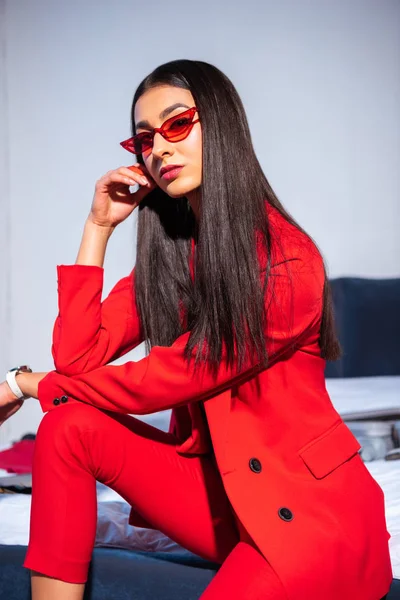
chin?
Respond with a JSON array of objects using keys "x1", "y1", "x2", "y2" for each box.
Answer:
[
  {"x1": 163, "y1": 180, "x2": 198, "y2": 199},
  {"x1": 166, "y1": 191, "x2": 187, "y2": 199}
]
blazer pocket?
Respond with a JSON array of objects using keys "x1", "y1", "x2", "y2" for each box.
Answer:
[{"x1": 299, "y1": 420, "x2": 361, "y2": 479}]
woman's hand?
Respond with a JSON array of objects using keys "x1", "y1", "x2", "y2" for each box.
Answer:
[
  {"x1": 88, "y1": 163, "x2": 157, "y2": 229},
  {"x1": 0, "y1": 381, "x2": 25, "y2": 426}
]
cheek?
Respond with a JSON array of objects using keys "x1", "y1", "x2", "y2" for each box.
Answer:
[
  {"x1": 184, "y1": 128, "x2": 202, "y2": 170},
  {"x1": 142, "y1": 154, "x2": 157, "y2": 179}
]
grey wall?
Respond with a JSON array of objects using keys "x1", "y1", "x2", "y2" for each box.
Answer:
[{"x1": 1, "y1": 0, "x2": 399, "y2": 445}]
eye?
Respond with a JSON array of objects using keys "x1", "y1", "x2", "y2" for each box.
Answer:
[
  {"x1": 169, "y1": 117, "x2": 191, "y2": 130},
  {"x1": 138, "y1": 132, "x2": 152, "y2": 142}
]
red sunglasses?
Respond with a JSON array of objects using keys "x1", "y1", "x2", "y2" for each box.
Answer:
[{"x1": 120, "y1": 106, "x2": 200, "y2": 155}]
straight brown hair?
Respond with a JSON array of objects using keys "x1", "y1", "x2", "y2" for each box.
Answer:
[{"x1": 129, "y1": 59, "x2": 341, "y2": 378}]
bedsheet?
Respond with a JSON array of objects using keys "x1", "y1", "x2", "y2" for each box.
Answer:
[{"x1": 325, "y1": 375, "x2": 400, "y2": 420}]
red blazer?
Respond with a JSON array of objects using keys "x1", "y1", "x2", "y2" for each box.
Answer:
[{"x1": 38, "y1": 203, "x2": 392, "y2": 600}]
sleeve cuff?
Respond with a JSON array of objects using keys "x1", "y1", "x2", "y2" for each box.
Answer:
[
  {"x1": 57, "y1": 263, "x2": 104, "y2": 300},
  {"x1": 38, "y1": 371, "x2": 79, "y2": 413}
]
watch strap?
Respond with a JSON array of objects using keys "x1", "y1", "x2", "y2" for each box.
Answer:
[{"x1": 6, "y1": 366, "x2": 32, "y2": 400}]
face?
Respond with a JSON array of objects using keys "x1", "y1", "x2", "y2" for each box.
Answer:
[{"x1": 134, "y1": 86, "x2": 202, "y2": 201}]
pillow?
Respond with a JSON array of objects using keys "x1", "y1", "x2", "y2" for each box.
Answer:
[{"x1": 325, "y1": 277, "x2": 400, "y2": 378}]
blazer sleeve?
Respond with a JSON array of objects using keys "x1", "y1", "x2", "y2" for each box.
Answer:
[
  {"x1": 51, "y1": 265, "x2": 143, "y2": 375},
  {"x1": 38, "y1": 243, "x2": 325, "y2": 415}
]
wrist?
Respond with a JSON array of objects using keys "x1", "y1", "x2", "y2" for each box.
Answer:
[
  {"x1": 6, "y1": 366, "x2": 33, "y2": 400},
  {"x1": 76, "y1": 219, "x2": 114, "y2": 267},
  {"x1": 86, "y1": 216, "x2": 115, "y2": 238},
  {"x1": 5, "y1": 380, "x2": 21, "y2": 402},
  {"x1": 15, "y1": 372, "x2": 50, "y2": 400}
]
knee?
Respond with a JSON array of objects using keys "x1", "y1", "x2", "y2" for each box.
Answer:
[{"x1": 35, "y1": 402, "x2": 98, "y2": 451}]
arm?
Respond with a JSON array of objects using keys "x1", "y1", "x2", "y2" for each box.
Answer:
[
  {"x1": 13, "y1": 372, "x2": 49, "y2": 399},
  {"x1": 52, "y1": 265, "x2": 143, "y2": 375},
  {"x1": 37, "y1": 244, "x2": 325, "y2": 415},
  {"x1": 52, "y1": 219, "x2": 144, "y2": 375}
]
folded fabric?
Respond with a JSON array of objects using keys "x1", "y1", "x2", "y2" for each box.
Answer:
[{"x1": 0, "y1": 440, "x2": 35, "y2": 474}]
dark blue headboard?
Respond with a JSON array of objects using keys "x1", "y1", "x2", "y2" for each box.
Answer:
[{"x1": 325, "y1": 277, "x2": 400, "y2": 378}]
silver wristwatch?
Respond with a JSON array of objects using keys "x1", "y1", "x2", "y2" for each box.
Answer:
[{"x1": 6, "y1": 365, "x2": 33, "y2": 400}]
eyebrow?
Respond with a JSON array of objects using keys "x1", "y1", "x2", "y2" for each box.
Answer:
[{"x1": 135, "y1": 103, "x2": 191, "y2": 130}]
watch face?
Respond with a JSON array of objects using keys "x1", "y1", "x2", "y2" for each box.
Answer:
[{"x1": 10, "y1": 365, "x2": 32, "y2": 374}]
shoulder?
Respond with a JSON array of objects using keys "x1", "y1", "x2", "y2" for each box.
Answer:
[
  {"x1": 257, "y1": 207, "x2": 325, "y2": 330},
  {"x1": 265, "y1": 201, "x2": 323, "y2": 269},
  {"x1": 258, "y1": 202, "x2": 325, "y2": 300}
]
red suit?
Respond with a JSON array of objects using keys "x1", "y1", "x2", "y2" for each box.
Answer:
[{"x1": 34, "y1": 202, "x2": 392, "y2": 599}]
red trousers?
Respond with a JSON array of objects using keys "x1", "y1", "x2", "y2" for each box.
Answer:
[{"x1": 23, "y1": 402, "x2": 287, "y2": 599}]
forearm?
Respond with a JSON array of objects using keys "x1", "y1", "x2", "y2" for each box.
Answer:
[
  {"x1": 76, "y1": 218, "x2": 115, "y2": 267},
  {"x1": 15, "y1": 372, "x2": 50, "y2": 400}
]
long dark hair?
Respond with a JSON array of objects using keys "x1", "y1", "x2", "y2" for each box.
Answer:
[{"x1": 130, "y1": 59, "x2": 341, "y2": 379}]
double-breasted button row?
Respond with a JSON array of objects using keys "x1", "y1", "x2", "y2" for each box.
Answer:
[
  {"x1": 248, "y1": 457, "x2": 294, "y2": 521},
  {"x1": 53, "y1": 395, "x2": 69, "y2": 406}
]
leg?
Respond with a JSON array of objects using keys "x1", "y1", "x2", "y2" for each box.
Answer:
[
  {"x1": 30, "y1": 571, "x2": 86, "y2": 600},
  {"x1": 23, "y1": 402, "x2": 240, "y2": 598},
  {"x1": 199, "y1": 540, "x2": 287, "y2": 600}
]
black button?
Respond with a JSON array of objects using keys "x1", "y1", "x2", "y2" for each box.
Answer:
[
  {"x1": 53, "y1": 398, "x2": 60, "y2": 406},
  {"x1": 60, "y1": 396, "x2": 68, "y2": 403},
  {"x1": 278, "y1": 507, "x2": 293, "y2": 522},
  {"x1": 249, "y1": 458, "x2": 262, "y2": 473}
]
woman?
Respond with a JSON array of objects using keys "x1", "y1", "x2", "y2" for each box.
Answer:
[{"x1": 0, "y1": 59, "x2": 392, "y2": 599}]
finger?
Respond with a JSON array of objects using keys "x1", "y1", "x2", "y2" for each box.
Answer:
[
  {"x1": 132, "y1": 163, "x2": 153, "y2": 178},
  {"x1": 117, "y1": 167, "x2": 150, "y2": 187},
  {"x1": 101, "y1": 170, "x2": 148, "y2": 188},
  {"x1": 124, "y1": 164, "x2": 153, "y2": 180},
  {"x1": 120, "y1": 166, "x2": 151, "y2": 186}
]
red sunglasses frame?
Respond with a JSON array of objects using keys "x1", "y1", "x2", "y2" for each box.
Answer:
[{"x1": 120, "y1": 106, "x2": 200, "y2": 155}]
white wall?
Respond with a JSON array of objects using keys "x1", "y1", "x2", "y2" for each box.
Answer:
[
  {"x1": 1, "y1": 0, "x2": 13, "y2": 444},
  {"x1": 1, "y1": 0, "x2": 399, "y2": 445}
]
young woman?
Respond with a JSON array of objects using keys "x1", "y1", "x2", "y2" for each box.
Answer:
[{"x1": 0, "y1": 59, "x2": 392, "y2": 600}]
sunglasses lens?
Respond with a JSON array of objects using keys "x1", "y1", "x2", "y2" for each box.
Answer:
[
  {"x1": 120, "y1": 138, "x2": 136, "y2": 153},
  {"x1": 133, "y1": 133, "x2": 153, "y2": 154},
  {"x1": 164, "y1": 112, "x2": 195, "y2": 141},
  {"x1": 120, "y1": 137, "x2": 148, "y2": 154}
]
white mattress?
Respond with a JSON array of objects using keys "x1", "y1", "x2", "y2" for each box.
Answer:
[
  {"x1": 0, "y1": 376, "x2": 399, "y2": 578},
  {"x1": 326, "y1": 375, "x2": 400, "y2": 420}
]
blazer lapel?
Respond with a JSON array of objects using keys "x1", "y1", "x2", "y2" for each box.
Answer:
[{"x1": 203, "y1": 389, "x2": 233, "y2": 474}]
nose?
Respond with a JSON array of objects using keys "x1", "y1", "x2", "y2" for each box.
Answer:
[{"x1": 151, "y1": 131, "x2": 174, "y2": 160}]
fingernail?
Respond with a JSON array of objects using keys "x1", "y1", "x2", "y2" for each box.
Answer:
[{"x1": 140, "y1": 177, "x2": 149, "y2": 185}]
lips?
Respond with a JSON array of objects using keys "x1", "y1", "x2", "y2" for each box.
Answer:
[{"x1": 159, "y1": 164, "x2": 183, "y2": 177}]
